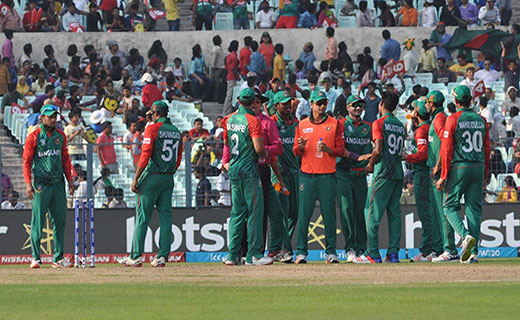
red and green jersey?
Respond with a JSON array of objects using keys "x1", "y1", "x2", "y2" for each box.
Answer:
[
  {"x1": 280, "y1": 0, "x2": 299, "y2": 17},
  {"x1": 372, "y1": 113, "x2": 405, "y2": 180},
  {"x1": 23, "y1": 124, "x2": 73, "y2": 185},
  {"x1": 223, "y1": 106, "x2": 263, "y2": 180},
  {"x1": 337, "y1": 116, "x2": 372, "y2": 170},
  {"x1": 271, "y1": 113, "x2": 299, "y2": 175},
  {"x1": 440, "y1": 108, "x2": 490, "y2": 180},
  {"x1": 427, "y1": 108, "x2": 446, "y2": 168},
  {"x1": 407, "y1": 121, "x2": 430, "y2": 172},
  {"x1": 138, "y1": 118, "x2": 183, "y2": 175}
]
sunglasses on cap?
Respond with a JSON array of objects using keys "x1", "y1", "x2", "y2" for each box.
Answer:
[{"x1": 315, "y1": 100, "x2": 328, "y2": 106}]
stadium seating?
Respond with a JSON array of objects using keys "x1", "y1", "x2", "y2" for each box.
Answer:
[
  {"x1": 338, "y1": 15, "x2": 356, "y2": 28},
  {"x1": 214, "y1": 13, "x2": 234, "y2": 30}
]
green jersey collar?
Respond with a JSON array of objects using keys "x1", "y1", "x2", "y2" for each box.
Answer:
[
  {"x1": 383, "y1": 112, "x2": 394, "y2": 118},
  {"x1": 156, "y1": 117, "x2": 171, "y2": 124},
  {"x1": 40, "y1": 123, "x2": 55, "y2": 134},
  {"x1": 417, "y1": 120, "x2": 431, "y2": 128},
  {"x1": 431, "y1": 107, "x2": 444, "y2": 118},
  {"x1": 345, "y1": 115, "x2": 362, "y2": 126},
  {"x1": 238, "y1": 105, "x2": 256, "y2": 116},
  {"x1": 275, "y1": 112, "x2": 295, "y2": 125}
]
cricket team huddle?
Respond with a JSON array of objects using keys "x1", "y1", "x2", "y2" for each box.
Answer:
[{"x1": 24, "y1": 81, "x2": 488, "y2": 268}]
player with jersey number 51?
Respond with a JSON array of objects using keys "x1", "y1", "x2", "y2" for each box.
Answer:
[
  {"x1": 121, "y1": 101, "x2": 183, "y2": 268},
  {"x1": 436, "y1": 85, "x2": 490, "y2": 264}
]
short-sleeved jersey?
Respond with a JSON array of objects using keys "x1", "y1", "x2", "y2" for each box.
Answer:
[
  {"x1": 271, "y1": 113, "x2": 299, "y2": 175},
  {"x1": 372, "y1": 113, "x2": 405, "y2": 180},
  {"x1": 337, "y1": 116, "x2": 372, "y2": 171},
  {"x1": 427, "y1": 108, "x2": 446, "y2": 168},
  {"x1": 440, "y1": 107, "x2": 490, "y2": 180},
  {"x1": 408, "y1": 121, "x2": 430, "y2": 172},
  {"x1": 139, "y1": 118, "x2": 183, "y2": 175},
  {"x1": 23, "y1": 124, "x2": 73, "y2": 185},
  {"x1": 223, "y1": 106, "x2": 263, "y2": 180}
]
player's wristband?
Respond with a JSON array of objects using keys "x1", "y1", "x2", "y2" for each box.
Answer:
[{"x1": 348, "y1": 152, "x2": 359, "y2": 161}]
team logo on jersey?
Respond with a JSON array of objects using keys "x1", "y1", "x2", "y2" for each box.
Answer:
[
  {"x1": 299, "y1": 183, "x2": 304, "y2": 191},
  {"x1": 326, "y1": 126, "x2": 331, "y2": 131},
  {"x1": 54, "y1": 137, "x2": 62, "y2": 145},
  {"x1": 362, "y1": 127, "x2": 368, "y2": 133},
  {"x1": 35, "y1": 185, "x2": 42, "y2": 193},
  {"x1": 40, "y1": 139, "x2": 46, "y2": 146},
  {"x1": 443, "y1": 131, "x2": 449, "y2": 138},
  {"x1": 280, "y1": 125, "x2": 286, "y2": 133},
  {"x1": 348, "y1": 126, "x2": 353, "y2": 133}
]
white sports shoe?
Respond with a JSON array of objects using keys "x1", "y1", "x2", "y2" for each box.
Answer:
[
  {"x1": 30, "y1": 258, "x2": 41, "y2": 269},
  {"x1": 410, "y1": 252, "x2": 436, "y2": 262},
  {"x1": 294, "y1": 255, "x2": 307, "y2": 264},
  {"x1": 461, "y1": 254, "x2": 478, "y2": 264},
  {"x1": 151, "y1": 256, "x2": 166, "y2": 267},
  {"x1": 271, "y1": 251, "x2": 293, "y2": 263},
  {"x1": 325, "y1": 254, "x2": 339, "y2": 264},
  {"x1": 245, "y1": 256, "x2": 273, "y2": 266},
  {"x1": 221, "y1": 257, "x2": 241, "y2": 266},
  {"x1": 346, "y1": 250, "x2": 357, "y2": 263},
  {"x1": 52, "y1": 259, "x2": 73, "y2": 268},
  {"x1": 117, "y1": 256, "x2": 130, "y2": 265},
  {"x1": 125, "y1": 257, "x2": 143, "y2": 267},
  {"x1": 431, "y1": 251, "x2": 460, "y2": 263},
  {"x1": 460, "y1": 235, "x2": 476, "y2": 262}
]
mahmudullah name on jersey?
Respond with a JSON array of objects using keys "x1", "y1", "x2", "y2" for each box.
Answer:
[
  {"x1": 458, "y1": 121, "x2": 485, "y2": 129},
  {"x1": 37, "y1": 149, "x2": 61, "y2": 157},
  {"x1": 227, "y1": 123, "x2": 247, "y2": 133},
  {"x1": 384, "y1": 123, "x2": 405, "y2": 134},
  {"x1": 345, "y1": 137, "x2": 371, "y2": 145}
]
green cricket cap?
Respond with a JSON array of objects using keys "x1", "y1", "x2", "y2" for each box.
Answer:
[
  {"x1": 416, "y1": 99, "x2": 430, "y2": 118},
  {"x1": 427, "y1": 90, "x2": 445, "y2": 104},
  {"x1": 40, "y1": 104, "x2": 59, "y2": 116},
  {"x1": 151, "y1": 100, "x2": 169, "y2": 114},
  {"x1": 273, "y1": 91, "x2": 292, "y2": 105},
  {"x1": 346, "y1": 94, "x2": 364, "y2": 106},
  {"x1": 310, "y1": 90, "x2": 328, "y2": 103},
  {"x1": 239, "y1": 88, "x2": 255, "y2": 104},
  {"x1": 452, "y1": 85, "x2": 472, "y2": 102}
]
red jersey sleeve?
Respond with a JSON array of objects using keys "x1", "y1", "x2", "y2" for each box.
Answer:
[
  {"x1": 407, "y1": 124, "x2": 429, "y2": 164},
  {"x1": 138, "y1": 123, "x2": 161, "y2": 169},
  {"x1": 440, "y1": 113, "x2": 460, "y2": 180},
  {"x1": 247, "y1": 114, "x2": 263, "y2": 138},
  {"x1": 331, "y1": 119, "x2": 345, "y2": 157},
  {"x1": 293, "y1": 123, "x2": 303, "y2": 157},
  {"x1": 372, "y1": 118, "x2": 384, "y2": 141},
  {"x1": 433, "y1": 113, "x2": 446, "y2": 139},
  {"x1": 22, "y1": 129, "x2": 39, "y2": 185},
  {"x1": 58, "y1": 130, "x2": 73, "y2": 182}
]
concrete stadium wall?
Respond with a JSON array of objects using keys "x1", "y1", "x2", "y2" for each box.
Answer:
[{"x1": 10, "y1": 27, "x2": 467, "y2": 67}]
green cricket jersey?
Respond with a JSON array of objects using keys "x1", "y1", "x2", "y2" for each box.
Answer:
[
  {"x1": 372, "y1": 112, "x2": 405, "y2": 180},
  {"x1": 337, "y1": 116, "x2": 372, "y2": 170},
  {"x1": 139, "y1": 118, "x2": 182, "y2": 174},
  {"x1": 271, "y1": 113, "x2": 299, "y2": 175},
  {"x1": 427, "y1": 108, "x2": 446, "y2": 168}
]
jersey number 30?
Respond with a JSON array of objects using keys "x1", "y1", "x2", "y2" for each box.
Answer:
[
  {"x1": 161, "y1": 139, "x2": 179, "y2": 162},
  {"x1": 461, "y1": 130, "x2": 483, "y2": 153}
]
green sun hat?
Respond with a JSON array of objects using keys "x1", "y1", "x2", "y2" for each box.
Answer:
[
  {"x1": 40, "y1": 104, "x2": 59, "y2": 116},
  {"x1": 273, "y1": 91, "x2": 292, "y2": 105},
  {"x1": 310, "y1": 90, "x2": 328, "y2": 103},
  {"x1": 346, "y1": 94, "x2": 364, "y2": 107}
]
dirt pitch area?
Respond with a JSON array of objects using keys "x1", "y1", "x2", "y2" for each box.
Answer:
[{"x1": 2, "y1": 261, "x2": 520, "y2": 286}]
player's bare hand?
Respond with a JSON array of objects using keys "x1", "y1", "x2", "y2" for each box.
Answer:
[
  {"x1": 436, "y1": 178, "x2": 446, "y2": 191},
  {"x1": 317, "y1": 141, "x2": 330, "y2": 154},
  {"x1": 26, "y1": 185, "x2": 34, "y2": 200},
  {"x1": 401, "y1": 153, "x2": 408, "y2": 161},
  {"x1": 131, "y1": 180, "x2": 139, "y2": 193},
  {"x1": 365, "y1": 164, "x2": 374, "y2": 173},
  {"x1": 223, "y1": 163, "x2": 230, "y2": 171},
  {"x1": 68, "y1": 182, "x2": 76, "y2": 196},
  {"x1": 358, "y1": 154, "x2": 371, "y2": 161},
  {"x1": 431, "y1": 164, "x2": 440, "y2": 178},
  {"x1": 298, "y1": 137, "x2": 309, "y2": 150}
]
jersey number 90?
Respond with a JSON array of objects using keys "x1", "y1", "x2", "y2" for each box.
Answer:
[{"x1": 388, "y1": 133, "x2": 404, "y2": 155}]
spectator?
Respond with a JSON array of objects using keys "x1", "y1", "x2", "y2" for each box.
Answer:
[
  {"x1": 140, "y1": 73, "x2": 162, "y2": 109},
  {"x1": 460, "y1": 67, "x2": 478, "y2": 92},
  {"x1": 109, "y1": 56, "x2": 123, "y2": 81},
  {"x1": 418, "y1": 39, "x2": 437, "y2": 73},
  {"x1": 31, "y1": 69, "x2": 49, "y2": 95},
  {"x1": 223, "y1": 40, "x2": 239, "y2": 116},
  {"x1": 490, "y1": 113, "x2": 507, "y2": 140},
  {"x1": 248, "y1": 41, "x2": 266, "y2": 77},
  {"x1": 210, "y1": 116, "x2": 224, "y2": 136},
  {"x1": 23, "y1": 0, "x2": 41, "y2": 32},
  {"x1": 16, "y1": 75, "x2": 31, "y2": 97},
  {"x1": 478, "y1": 0, "x2": 500, "y2": 26},
  {"x1": 497, "y1": 176, "x2": 517, "y2": 202},
  {"x1": 356, "y1": 1, "x2": 375, "y2": 27},
  {"x1": 298, "y1": 2, "x2": 317, "y2": 28},
  {"x1": 324, "y1": 27, "x2": 338, "y2": 64},
  {"x1": 193, "y1": 0, "x2": 215, "y2": 31},
  {"x1": 0, "y1": 0, "x2": 23, "y2": 32},
  {"x1": 401, "y1": 174, "x2": 415, "y2": 205},
  {"x1": 163, "y1": 0, "x2": 180, "y2": 31},
  {"x1": 64, "y1": 109, "x2": 87, "y2": 161},
  {"x1": 257, "y1": 33, "x2": 273, "y2": 71},
  {"x1": 478, "y1": 96, "x2": 493, "y2": 129},
  {"x1": 265, "y1": 77, "x2": 282, "y2": 114},
  {"x1": 68, "y1": 56, "x2": 83, "y2": 84},
  {"x1": 103, "y1": 40, "x2": 128, "y2": 73},
  {"x1": 276, "y1": 0, "x2": 299, "y2": 28},
  {"x1": 509, "y1": 149, "x2": 520, "y2": 173},
  {"x1": 501, "y1": 86, "x2": 519, "y2": 116},
  {"x1": 106, "y1": 7, "x2": 126, "y2": 31},
  {"x1": 164, "y1": 74, "x2": 193, "y2": 102},
  {"x1": 482, "y1": 87, "x2": 498, "y2": 113},
  {"x1": 420, "y1": 0, "x2": 438, "y2": 27},
  {"x1": 229, "y1": 0, "x2": 249, "y2": 30},
  {"x1": 0, "y1": 58, "x2": 10, "y2": 95},
  {"x1": 210, "y1": 35, "x2": 226, "y2": 104},
  {"x1": 216, "y1": 167, "x2": 231, "y2": 206},
  {"x1": 189, "y1": 44, "x2": 214, "y2": 101},
  {"x1": 433, "y1": 57, "x2": 457, "y2": 84},
  {"x1": 40, "y1": 0, "x2": 61, "y2": 32},
  {"x1": 340, "y1": 0, "x2": 358, "y2": 16},
  {"x1": 402, "y1": 38, "x2": 418, "y2": 78},
  {"x1": 440, "y1": 0, "x2": 462, "y2": 26},
  {"x1": 104, "y1": 80, "x2": 122, "y2": 102},
  {"x1": 500, "y1": 41, "x2": 520, "y2": 92},
  {"x1": 125, "y1": 3, "x2": 146, "y2": 31},
  {"x1": 1, "y1": 190, "x2": 24, "y2": 209},
  {"x1": 273, "y1": 43, "x2": 285, "y2": 82},
  {"x1": 1, "y1": 172, "x2": 13, "y2": 202},
  {"x1": 102, "y1": 186, "x2": 115, "y2": 208},
  {"x1": 402, "y1": 84, "x2": 422, "y2": 110},
  {"x1": 239, "y1": 36, "x2": 252, "y2": 80},
  {"x1": 396, "y1": 0, "x2": 418, "y2": 27},
  {"x1": 100, "y1": 0, "x2": 118, "y2": 23},
  {"x1": 131, "y1": 120, "x2": 145, "y2": 169},
  {"x1": 460, "y1": 0, "x2": 479, "y2": 26},
  {"x1": 2, "y1": 83, "x2": 28, "y2": 113},
  {"x1": 190, "y1": 118, "x2": 210, "y2": 139},
  {"x1": 333, "y1": 81, "x2": 352, "y2": 118},
  {"x1": 195, "y1": 166, "x2": 212, "y2": 207},
  {"x1": 295, "y1": 89, "x2": 311, "y2": 120},
  {"x1": 109, "y1": 188, "x2": 128, "y2": 208},
  {"x1": 450, "y1": 54, "x2": 475, "y2": 76},
  {"x1": 94, "y1": 167, "x2": 114, "y2": 193},
  {"x1": 86, "y1": 2, "x2": 103, "y2": 32},
  {"x1": 508, "y1": 106, "x2": 520, "y2": 137},
  {"x1": 96, "y1": 121, "x2": 118, "y2": 174},
  {"x1": 299, "y1": 42, "x2": 315, "y2": 77},
  {"x1": 1, "y1": 30, "x2": 14, "y2": 68},
  {"x1": 75, "y1": 170, "x2": 95, "y2": 203},
  {"x1": 378, "y1": 1, "x2": 396, "y2": 26},
  {"x1": 475, "y1": 58, "x2": 501, "y2": 83},
  {"x1": 122, "y1": 119, "x2": 137, "y2": 151},
  {"x1": 498, "y1": 0, "x2": 512, "y2": 26},
  {"x1": 381, "y1": 29, "x2": 401, "y2": 62},
  {"x1": 28, "y1": 85, "x2": 55, "y2": 116},
  {"x1": 321, "y1": 76, "x2": 337, "y2": 114},
  {"x1": 62, "y1": 3, "x2": 83, "y2": 32},
  {"x1": 148, "y1": 40, "x2": 168, "y2": 67},
  {"x1": 363, "y1": 82, "x2": 380, "y2": 123}
]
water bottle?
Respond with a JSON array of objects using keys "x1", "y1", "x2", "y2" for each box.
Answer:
[{"x1": 316, "y1": 138, "x2": 323, "y2": 158}]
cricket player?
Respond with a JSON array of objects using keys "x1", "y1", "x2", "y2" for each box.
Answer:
[
  {"x1": 405, "y1": 99, "x2": 442, "y2": 262},
  {"x1": 293, "y1": 90, "x2": 345, "y2": 264},
  {"x1": 271, "y1": 91, "x2": 300, "y2": 258},
  {"x1": 354, "y1": 91, "x2": 405, "y2": 264},
  {"x1": 222, "y1": 88, "x2": 273, "y2": 266},
  {"x1": 426, "y1": 91, "x2": 460, "y2": 263},
  {"x1": 124, "y1": 101, "x2": 183, "y2": 267},
  {"x1": 23, "y1": 104, "x2": 75, "y2": 268},
  {"x1": 336, "y1": 95, "x2": 372, "y2": 262},
  {"x1": 436, "y1": 85, "x2": 490, "y2": 264}
]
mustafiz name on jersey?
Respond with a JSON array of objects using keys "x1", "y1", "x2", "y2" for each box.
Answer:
[
  {"x1": 458, "y1": 121, "x2": 485, "y2": 129},
  {"x1": 384, "y1": 123, "x2": 405, "y2": 134},
  {"x1": 227, "y1": 123, "x2": 246, "y2": 133},
  {"x1": 159, "y1": 131, "x2": 181, "y2": 139}
]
